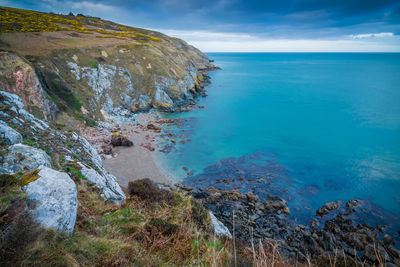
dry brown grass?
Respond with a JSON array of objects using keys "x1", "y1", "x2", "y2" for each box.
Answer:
[{"x1": 4, "y1": 180, "x2": 231, "y2": 266}]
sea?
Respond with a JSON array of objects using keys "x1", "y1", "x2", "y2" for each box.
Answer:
[{"x1": 157, "y1": 53, "x2": 400, "y2": 234}]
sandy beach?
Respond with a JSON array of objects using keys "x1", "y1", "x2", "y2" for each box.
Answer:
[
  {"x1": 104, "y1": 112, "x2": 175, "y2": 187},
  {"x1": 80, "y1": 112, "x2": 176, "y2": 188}
]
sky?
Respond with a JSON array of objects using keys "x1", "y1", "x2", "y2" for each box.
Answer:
[{"x1": 2, "y1": 0, "x2": 400, "y2": 52}]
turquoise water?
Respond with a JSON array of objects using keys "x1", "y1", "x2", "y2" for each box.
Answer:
[{"x1": 159, "y1": 53, "x2": 400, "y2": 227}]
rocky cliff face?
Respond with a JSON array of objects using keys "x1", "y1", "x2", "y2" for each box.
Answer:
[
  {"x1": 0, "y1": 7, "x2": 217, "y2": 127},
  {"x1": 0, "y1": 52, "x2": 58, "y2": 120}
]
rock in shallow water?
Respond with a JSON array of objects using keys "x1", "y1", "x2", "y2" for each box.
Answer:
[
  {"x1": 263, "y1": 195, "x2": 290, "y2": 215},
  {"x1": 23, "y1": 166, "x2": 78, "y2": 235},
  {"x1": 316, "y1": 200, "x2": 340, "y2": 217},
  {"x1": 0, "y1": 144, "x2": 52, "y2": 174}
]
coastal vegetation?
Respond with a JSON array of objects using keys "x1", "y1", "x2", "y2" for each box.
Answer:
[
  {"x1": 0, "y1": 6, "x2": 160, "y2": 42},
  {"x1": 1, "y1": 179, "x2": 230, "y2": 266}
]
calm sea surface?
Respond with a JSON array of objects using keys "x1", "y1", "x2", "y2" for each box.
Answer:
[{"x1": 158, "y1": 53, "x2": 400, "y2": 229}]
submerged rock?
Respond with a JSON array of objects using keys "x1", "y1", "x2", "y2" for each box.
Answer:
[
  {"x1": 0, "y1": 144, "x2": 52, "y2": 174},
  {"x1": 23, "y1": 166, "x2": 77, "y2": 234},
  {"x1": 0, "y1": 120, "x2": 22, "y2": 145}
]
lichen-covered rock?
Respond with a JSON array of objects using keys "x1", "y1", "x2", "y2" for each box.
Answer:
[
  {"x1": 23, "y1": 166, "x2": 78, "y2": 234},
  {"x1": 0, "y1": 120, "x2": 22, "y2": 145},
  {"x1": 78, "y1": 162, "x2": 125, "y2": 204},
  {"x1": 132, "y1": 95, "x2": 151, "y2": 112},
  {"x1": 209, "y1": 211, "x2": 232, "y2": 238},
  {"x1": 0, "y1": 144, "x2": 52, "y2": 174},
  {"x1": 153, "y1": 87, "x2": 173, "y2": 109}
]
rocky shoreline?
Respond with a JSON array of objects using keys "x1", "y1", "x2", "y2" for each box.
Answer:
[
  {"x1": 83, "y1": 106, "x2": 400, "y2": 266},
  {"x1": 77, "y1": 86, "x2": 400, "y2": 265},
  {"x1": 174, "y1": 185, "x2": 400, "y2": 266}
]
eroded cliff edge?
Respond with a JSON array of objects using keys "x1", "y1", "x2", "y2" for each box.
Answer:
[{"x1": 0, "y1": 6, "x2": 218, "y2": 127}]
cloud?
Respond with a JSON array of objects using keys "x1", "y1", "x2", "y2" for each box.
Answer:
[
  {"x1": 69, "y1": 1, "x2": 118, "y2": 13},
  {"x1": 6, "y1": 0, "x2": 400, "y2": 51},
  {"x1": 155, "y1": 29, "x2": 253, "y2": 41},
  {"x1": 349, "y1": 32, "x2": 395, "y2": 39},
  {"x1": 155, "y1": 29, "x2": 400, "y2": 52},
  {"x1": 190, "y1": 38, "x2": 400, "y2": 52},
  {"x1": 40, "y1": 0, "x2": 121, "y2": 16}
]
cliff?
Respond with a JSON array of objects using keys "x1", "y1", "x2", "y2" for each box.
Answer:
[
  {"x1": 0, "y1": 6, "x2": 234, "y2": 266},
  {"x1": 0, "y1": 6, "x2": 217, "y2": 128}
]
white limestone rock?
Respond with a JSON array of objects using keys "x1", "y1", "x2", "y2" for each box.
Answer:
[
  {"x1": 0, "y1": 120, "x2": 22, "y2": 145},
  {"x1": 0, "y1": 90, "x2": 49, "y2": 130},
  {"x1": 78, "y1": 162, "x2": 125, "y2": 204},
  {"x1": 75, "y1": 136, "x2": 126, "y2": 204},
  {"x1": 153, "y1": 87, "x2": 173, "y2": 107},
  {"x1": 209, "y1": 211, "x2": 232, "y2": 238},
  {"x1": 23, "y1": 166, "x2": 78, "y2": 234},
  {"x1": 0, "y1": 144, "x2": 52, "y2": 174}
]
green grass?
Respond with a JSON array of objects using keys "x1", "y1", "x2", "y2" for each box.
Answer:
[{"x1": 88, "y1": 61, "x2": 98, "y2": 69}]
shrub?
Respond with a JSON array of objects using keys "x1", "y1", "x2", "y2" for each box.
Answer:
[
  {"x1": 0, "y1": 174, "x2": 18, "y2": 188},
  {"x1": 128, "y1": 178, "x2": 174, "y2": 203},
  {"x1": 146, "y1": 218, "x2": 180, "y2": 236}
]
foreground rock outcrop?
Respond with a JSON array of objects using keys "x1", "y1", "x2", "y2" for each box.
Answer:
[
  {"x1": 1, "y1": 144, "x2": 52, "y2": 174},
  {"x1": 23, "y1": 166, "x2": 77, "y2": 234},
  {"x1": 0, "y1": 89, "x2": 126, "y2": 225}
]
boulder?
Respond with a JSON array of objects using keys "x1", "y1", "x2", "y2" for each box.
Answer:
[
  {"x1": 346, "y1": 199, "x2": 360, "y2": 209},
  {"x1": 209, "y1": 211, "x2": 232, "y2": 238},
  {"x1": 146, "y1": 123, "x2": 161, "y2": 132},
  {"x1": 246, "y1": 192, "x2": 259, "y2": 203},
  {"x1": 140, "y1": 143, "x2": 155, "y2": 151},
  {"x1": 316, "y1": 201, "x2": 340, "y2": 217},
  {"x1": 153, "y1": 88, "x2": 173, "y2": 108},
  {"x1": 132, "y1": 95, "x2": 151, "y2": 112},
  {"x1": 0, "y1": 120, "x2": 22, "y2": 145},
  {"x1": 111, "y1": 134, "x2": 133, "y2": 147},
  {"x1": 263, "y1": 195, "x2": 290, "y2": 215},
  {"x1": 0, "y1": 144, "x2": 52, "y2": 174},
  {"x1": 23, "y1": 166, "x2": 77, "y2": 234},
  {"x1": 78, "y1": 162, "x2": 125, "y2": 204}
]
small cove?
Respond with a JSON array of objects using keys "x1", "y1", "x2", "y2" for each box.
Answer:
[{"x1": 157, "y1": 53, "x2": 400, "y2": 234}]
